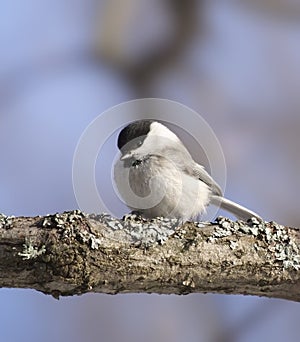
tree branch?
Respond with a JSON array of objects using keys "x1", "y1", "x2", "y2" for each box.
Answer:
[{"x1": 0, "y1": 211, "x2": 299, "y2": 301}]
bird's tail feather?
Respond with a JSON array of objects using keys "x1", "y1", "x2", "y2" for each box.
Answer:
[{"x1": 210, "y1": 195, "x2": 262, "y2": 221}]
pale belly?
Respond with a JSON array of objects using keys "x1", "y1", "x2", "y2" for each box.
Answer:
[{"x1": 114, "y1": 156, "x2": 210, "y2": 221}]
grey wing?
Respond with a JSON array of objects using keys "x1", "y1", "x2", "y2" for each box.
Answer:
[
  {"x1": 163, "y1": 144, "x2": 223, "y2": 196},
  {"x1": 186, "y1": 162, "x2": 223, "y2": 196}
]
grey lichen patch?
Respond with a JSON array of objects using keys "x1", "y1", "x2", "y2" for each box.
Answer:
[
  {"x1": 229, "y1": 240, "x2": 238, "y2": 250},
  {"x1": 213, "y1": 225, "x2": 233, "y2": 238},
  {"x1": 194, "y1": 221, "x2": 211, "y2": 229},
  {"x1": 182, "y1": 276, "x2": 195, "y2": 288},
  {"x1": 42, "y1": 210, "x2": 85, "y2": 228},
  {"x1": 172, "y1": 223, "x2": 202, "y2": 251},
  {"x1": 42, "y1": 210, "x2": 102, "y2": 250},
  {"x1": 123, "y1": 214, "x2": 181, "y2": 246},
  {"x1": 90, "y1": 213, "x2": 180, "y2": 247},
  {"x1": 213, "y1": 217, "x2": 300, "y2": 270},
  {"x1": 0, "y1": 213, "x2": 15, "y2": 229},
  {"x1": 77, "y1": 230, "x2": 101, "y2": 250},
  {"x1": 18, "y1": 238, "x2": 46, "y2": 260}
]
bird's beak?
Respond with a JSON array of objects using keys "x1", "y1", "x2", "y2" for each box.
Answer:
[{"x1": 120, "y1": 152, "x2": 132, "y2": 161}]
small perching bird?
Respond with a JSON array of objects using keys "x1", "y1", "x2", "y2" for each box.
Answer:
[{"x1": 114, "y1": 120, "x2": 262, "y2": 222}]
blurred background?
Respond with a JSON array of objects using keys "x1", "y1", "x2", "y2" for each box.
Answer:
[{"x1": 1, "y1": 0, "x2": 300, "y2": 341}]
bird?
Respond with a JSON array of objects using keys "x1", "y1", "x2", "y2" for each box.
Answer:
[{"x1": 114, "y1": 119, "x2": 262, "y2": 222}]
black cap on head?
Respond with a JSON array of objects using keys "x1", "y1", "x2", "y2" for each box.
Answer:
[{"x1": 117, "y1": 120, "x2": 154, "y2": 151}]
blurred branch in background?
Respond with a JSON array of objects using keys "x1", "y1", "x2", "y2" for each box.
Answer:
[
  {"x1": 234, "y1": 0, "x2": 300, "y2": 21},
  {"x1": 94, "y1": 0, "x2": 200, "y2": 96},
  {"x1": 215, "y1": 300, "x2": 281, "y2": 342}
]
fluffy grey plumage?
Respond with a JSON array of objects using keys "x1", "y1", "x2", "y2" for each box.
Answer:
[{"x1": 114, "y1": 120, "x2": 262, "y2": 222}]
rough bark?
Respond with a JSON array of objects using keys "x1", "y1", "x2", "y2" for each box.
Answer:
[{"x1": 0, "y1": 211, "x2": 299, "y2": 301}]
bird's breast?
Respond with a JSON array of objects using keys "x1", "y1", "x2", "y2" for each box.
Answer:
[{"x1": 114, "y1": 155, "x2": 210, "y2": 220}]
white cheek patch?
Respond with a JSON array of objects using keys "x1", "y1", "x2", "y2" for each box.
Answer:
[
  {"x1": 148, "y1": 122, "x2": 180, "y2": 142},
  {"x1": 136, "y1": 122, "x2": 180, "y2": 155}
]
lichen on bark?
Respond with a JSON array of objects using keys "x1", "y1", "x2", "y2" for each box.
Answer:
[{"x1": 0, "y1": 210, "x2": 299, "y2": 301}]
